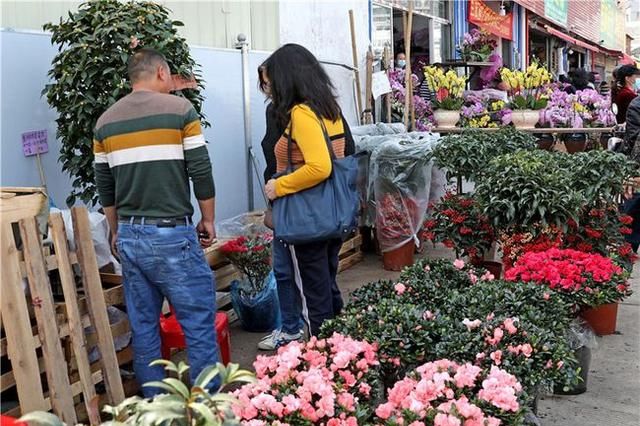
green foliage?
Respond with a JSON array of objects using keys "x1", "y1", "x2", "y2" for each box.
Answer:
[
  {"x1": 21, "y1": 361, "x2": 255, "y2": 425},
  {"x1": 43, "y1": 0, "x2": 207, "y2": 206},
  {"x1": 474, "y1": 150, "x2": 584, "y2": 233},
  {"x1": 431, "y1": 128, "x2": 537, "y2": 183}
]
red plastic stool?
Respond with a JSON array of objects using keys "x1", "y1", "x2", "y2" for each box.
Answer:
[
  {"x1": 1, "y1": 415, "x2": 26, "y2": 426},
  {"x1": 159, "y1": 308, "x2": 230, "y2": 365}
]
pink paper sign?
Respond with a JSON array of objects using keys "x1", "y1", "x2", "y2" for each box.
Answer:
[{"x1": 22, "y1": 130, "x2": 49, "y2": 157}]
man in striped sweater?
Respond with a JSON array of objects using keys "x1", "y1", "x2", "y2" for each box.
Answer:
[{"x1": 94, "y1": 48, "x2": 219, "y2": 395}]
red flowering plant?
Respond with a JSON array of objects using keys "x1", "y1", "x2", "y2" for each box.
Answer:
[
  {"x1": 564, "y1": 204, "x2": 637, "y2": 269},
  {"x1": 374, "y1": 359, "x2": 524, "y2": 426},
  {"x1": 376, "y1": 192, "x2": 420, "y2": 252},
  {"x1": 505, "y1": 248, "x2": 632, "y2": 309},
  {"x1": 422, "y1": 192, "x2": 495, "y2": 261},
  {"x1": 232, "y1": 333, "x2": 382, "y2": 425},
  {"x1": 219, "y1": 233, "x2": 273, "y2": 297},
  {"x1": 499, "y1": 225, "x2": 564, "y2": 270}
]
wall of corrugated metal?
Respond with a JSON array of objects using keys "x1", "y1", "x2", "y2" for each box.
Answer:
[{"x1": 0, "y1": 0, "x2": 279, "y2": 51}]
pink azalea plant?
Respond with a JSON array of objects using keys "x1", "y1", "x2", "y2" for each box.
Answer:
[
  {"x1": 233, "y1": 333, "x2": 381, "y2": 425},
  {"x1": 374, "y1": 359, "x2": 523, "y2": 426}
]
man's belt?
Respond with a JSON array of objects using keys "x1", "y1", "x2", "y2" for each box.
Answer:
[{"x1": 118, "y1": 216, "x2": 192, "y2": 227}]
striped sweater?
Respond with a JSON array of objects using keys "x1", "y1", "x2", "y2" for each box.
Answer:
[{"x1": 93, "y1": 90, "x2": 214, "y2": 218}]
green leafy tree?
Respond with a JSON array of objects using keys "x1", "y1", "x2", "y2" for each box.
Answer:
[{"x1": 43, "y1": 0, "x2": 207, "y2": 206}]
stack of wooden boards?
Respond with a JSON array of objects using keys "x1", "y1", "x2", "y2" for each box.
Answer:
[{"x1": 0, "y1": 188, "x2": 131, "y2": 424}]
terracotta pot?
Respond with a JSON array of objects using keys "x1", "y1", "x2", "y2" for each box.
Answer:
[
  {"x1": 563, "y1": 133, "x2": 587, "y2": 154},
  {"x1": 554, "y1": 346, "x2": 591, "y2": 395},
  {"x1": 382, "y1": 241, "x2": 415, "y2": 271},
  {"x1": 580, "y1": 302, "x2": 618, "y2": 336},
  {"x1": 536, "y1": 133, "x2": 555, "y2": 151},
  {"x1": 510, "y1": 109, "x2": 540, "y2": 128},
  {"x1": 434, "y1": 110, "x2": 460, "y2": 129},
  {"x1": 470, "y1": 259, "x2": 503, "y2": 279}
]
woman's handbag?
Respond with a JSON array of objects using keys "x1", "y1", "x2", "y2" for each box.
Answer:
[{"x1": 272, "y1": 114, "x2": 359, "y2": 245}]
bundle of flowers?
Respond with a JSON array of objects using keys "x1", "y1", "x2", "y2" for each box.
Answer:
[
  {"x1": 459, "y1": 28, "x2": 498, "y2": 62},
  {"x1": 220, "y1": 233, "x2": 273, "y2": 296},
  {"x1": 574, "y1": 90, "x2": 616, "y2": 127},
  {"x1": 460, "y1": 95, "x2": 512, "y2": 128},
  {"x1": 233, "y1": 333, "x2": 381, "y2": 425},
  {"x1": 422, "y1": 192, "x2": 495, "y2": 261},
  {"x1": 505, "y1": 248, "x2": 632, "y2": 308},
  {"x1": 500, "y1": 62, "x2": 551, "y2": 110},
  {"x1": 564, "y1": 205, "x2": 637, "y2": 268},
  {"x1": 374, "y1": 360, "x2": 524, "y2": 426},
  {"x1": 424, "y1": 66, "x2": 466, "y2": 110},
  {"x1": 388, "y1": 68, "x2": 435, "y2": 131}
]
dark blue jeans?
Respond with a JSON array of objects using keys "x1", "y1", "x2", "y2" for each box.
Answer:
[
  {"x1": 117, "y1": 222, "x2": 219, "y2": 397},
  {"x1": 273, "y1": 238, "x2": 304, "y2": 334}
]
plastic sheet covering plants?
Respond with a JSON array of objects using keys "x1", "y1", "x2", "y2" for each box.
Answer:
[
  {"x1": 231, "y1": 271, "x2": 281, "y2": 333},
  {"x1": 372, "y1": 137, "x2": 434, "y2": 253},
  {"x1": 216, "y1": 211, "x2": 270, "y2": 239}
]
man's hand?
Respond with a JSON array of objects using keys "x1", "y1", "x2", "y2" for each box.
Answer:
[
  {"x1": 110, "y1": 232, "x2": 119, "y2": 258},
  {"x1": 265, "y1": 179, "x2": 278, "y2": 201},
  {"x1": 624, "y1": 177, "x2": 640, "y2": 199},
  {"x1": 197, "y1": 220, "x2": 216, "y2": 248}
]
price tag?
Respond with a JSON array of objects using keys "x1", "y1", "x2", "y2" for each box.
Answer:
[{"x1": 22, "y1": 130, "x2": 49, "y2": 157}]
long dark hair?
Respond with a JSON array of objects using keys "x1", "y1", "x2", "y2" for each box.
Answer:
[{"x1": 259, "y1": 44, "x2": 341, "y2": 128}]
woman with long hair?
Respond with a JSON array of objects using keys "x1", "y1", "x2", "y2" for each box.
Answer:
[
  {"x1": 259, "y1": 44, "x2": 354, "y2": 338},
  {"x1": 612, "y1": 65, "x2": 640, "y2": 124}
]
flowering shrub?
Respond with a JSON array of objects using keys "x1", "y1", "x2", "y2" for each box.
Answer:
[
  {"x1": 422, "y1": 192, "x2": 495, "y2": 260},
  {"x1": 459, "y1": 29, "x2": 498, "y2": 62},
  {"x1": 424, "y1": 66, "x2": 466, "y2": 110},
  {"x1": 500, "y1": 62, "x2": 551, "y2": 110},
  {"x1": 505, "y1": 248, "x2": 632, "y2": 308},
  {"x1": 220, "y1": 234, "x2": 273, "y2": 296},
  {"x1": 499, "y1": 225, "x2": 564, "y2": 269},
  {"x1": 374, "y1": 360, "x2": 524, "y2": 426},
  {"x1": 232, "y1": 334, "x2": 381, "y2": 425},
  {"x1": 460, "y1": 95, "x2": 512, "y2": 128},
  {"x1": 388, "y1": 68, "x2": 435, "y2": 131}
]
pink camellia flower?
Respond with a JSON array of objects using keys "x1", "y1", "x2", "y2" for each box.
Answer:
[
  {"x1": 520, "y1": 344, "x2": 533, "y2": 358},
  {"x1": 375, "y1": 402, "x2": 394, "y2": 420},
  {"x1": 489, "y1": 350, "x2": 503, "y2": 365},
  {"x1": 395, "y1": 282, "x2": 407, "y2": 295},
  {"x1": 476, "y1": 352, "x2": 486, "y2": 361},
  {"x1": 545, "y1": 360, "x2": 554, "y2": 369},
  {"x1": 480, "y1": 271, "x2": 495, "y2": 281},
  {"x1": 486, "y1": 312, "x2": 495, "y2": 321},
  {"x1": 423, "y1": 310, "x2": 435, "y2": 320},
  {"x1": 434, "y1": 413, "x2": 462, "y2": 426},
  {"x1": 486, "y1": 327, "x2": 504, "y2": 346},
  {"x1": 503, "y1": 318, "x2": 518, "y2": 335},
  {"x1": 453, "y1": 259, "x2": 465, "y2": 270},
  {"x1": 557, "y1": 360, "x2": 564, "y2": 369},
  {"x1": 543, "y1": 292, "x2": 550, "y2": 300},
  {"x1": 462, "y1": 318, "x2": 482, "y2": 331},
  {"x1": 469, "y1": 273, "x2": 479, "y2": 284}
]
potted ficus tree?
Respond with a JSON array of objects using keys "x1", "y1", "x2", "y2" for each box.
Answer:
[{"x1": 43, "y1": 0, "x2": 206, "y2": 205}]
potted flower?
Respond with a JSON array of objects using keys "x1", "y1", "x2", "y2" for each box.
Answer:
[
  {"x1": 374, "y1": 360, "x2": 524, "y2": 425},
  {"x1": 460, "y1": 95, "x2": 513, "y2": 128},
  {"x1": 424, "y1": 66, "x2": 466, "y2": 128},
  {"x1": 422, "y1": 192, "x2": 498, "y2": 276},
  {"x1": 220, "y1": 233, "x2": 280, "y2": 332},
  {"x1": 500, "y1": 62, "x2": 551, "y2": 128},
  {"x1": 388, "y1": 68, "x2": 435, "y2": 131},
  {"x1": 458, "y1": 29, "x2": 498, "y2": 62},
  {"x1": 505, "y1": 248, "x2": 632, "y2": 335}
]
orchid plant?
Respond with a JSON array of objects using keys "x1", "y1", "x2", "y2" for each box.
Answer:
[
  {"x1": 460, "y1": 94, "x2": 512, "y2": 128},
  {"x1": 388, "y1": 68, "x2": 435, "y2": 131},
  {"x1": 459, "y1": 29, "x2": 498, "y2": 62}
]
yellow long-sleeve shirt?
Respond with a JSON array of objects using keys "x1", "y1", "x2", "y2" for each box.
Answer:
[{"x1": 274, "y1": 104, "x2": 346, "y2": 197}]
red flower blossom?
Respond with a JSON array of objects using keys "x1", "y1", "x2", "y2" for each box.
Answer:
[
  {"x1": 459, "y1": 226, "x2": 473, "y2": 235},
  {"x1": 584, "y1": 227, "x2": 603, "y2": 239},
  {"x1": 620, "y1": 227, "x2": 633, "y2": 235},
  {"x1": 619, "y1": 215, "x2": 634, "y2": 225}
]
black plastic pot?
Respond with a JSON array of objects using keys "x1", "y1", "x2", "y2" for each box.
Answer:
[
  {"x1": 553, "y1": 346, "x2": 591, "y2": 395},
  {"x1": 563, "y1": 133, "x2": 587, "y2": 154},
  {"x1": 536, "y1": 133, "x2": 555, "y2": 151}
]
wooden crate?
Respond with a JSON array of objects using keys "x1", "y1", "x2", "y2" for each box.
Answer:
[
  {"x1": 338, "y1": 233, "x2": 364, "y2": 272},
  {"x1": 1, "y1": 206, "x2": 129, "y2": 423}
]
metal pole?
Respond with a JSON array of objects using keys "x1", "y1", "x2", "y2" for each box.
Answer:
[{"x1": 237, "y1": 34, "x2": 254, "y2": 212}]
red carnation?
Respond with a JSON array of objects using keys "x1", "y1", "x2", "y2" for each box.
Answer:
[
  {"x1": 619, "y1": 215, "x2": 634, "y2": 225},
  {"x1": 620, "y1": 227, "x2": 633, "y2": 235}
]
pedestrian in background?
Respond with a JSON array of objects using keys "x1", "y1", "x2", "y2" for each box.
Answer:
[
  {"x1": 612, "y1": 64, "x2": 640, "y2": 124},
  {"x1": 94, "y1": 48, "x2": 219, "y2": 395}
]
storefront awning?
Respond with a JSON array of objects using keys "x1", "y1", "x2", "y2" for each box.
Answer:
[{"x1": 543, "y1": 25, "x2": 599, "y2": 52}]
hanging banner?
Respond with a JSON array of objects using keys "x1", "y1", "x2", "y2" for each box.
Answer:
[
  {"x1": 468, "y1": 0, "x2": 513, "y2": 40},
  {"x1": 544, "y1": 0, "x2": 568, "y2": 26}
]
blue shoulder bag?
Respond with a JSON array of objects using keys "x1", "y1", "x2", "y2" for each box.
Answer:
[{"x1": 272, "y1": 113, "x2": 359, "y2": 245}]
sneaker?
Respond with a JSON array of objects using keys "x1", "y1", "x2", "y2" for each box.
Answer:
[{"x1": 257, "y1": 329, "x2": 303, "y2": 351}]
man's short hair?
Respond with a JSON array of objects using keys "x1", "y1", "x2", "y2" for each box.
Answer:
[{"x1": 127, "y1": 48, "x2": 169, "y2": 83}]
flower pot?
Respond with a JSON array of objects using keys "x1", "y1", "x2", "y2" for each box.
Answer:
[
  {"x1": 434, "y1": 110, "x2": 460, "y2": 129},
  {"x1": 536, "y1": 133, "x2": 555, "y2": 151},
  {"x1": 470, "y1": 258, "x2": 503, "y2": 279},
  {"x1": 580, "y1": 302, "x2": 618, "y2": 336},
  {"x1": 553, "y1": 346, "x2": 591, "y2": 395},
  {"x1": 510, "y1": 110, "x2": 539, "y2": 129},
  {"x1": 563, "y1": 133, "x2": 587, "y2": 154},
  {"x1": 382, "y1": 241, "x2": 415, "y2": 271}
]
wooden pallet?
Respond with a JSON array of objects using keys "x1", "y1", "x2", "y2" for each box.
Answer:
[
  {"x1": 338, "y1": 234, "x2": 364, "y2": 272},
  {"x1": 0, "y1": 191, "x2": 128, "y2": 423}
]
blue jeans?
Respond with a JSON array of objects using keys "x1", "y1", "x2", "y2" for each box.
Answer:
[
  {"x1": 273, "y1": 238, "x2": 304, "y2": 334},
  {"x1": 117, "y1": 222, "x2": 220, "y2": 397}
]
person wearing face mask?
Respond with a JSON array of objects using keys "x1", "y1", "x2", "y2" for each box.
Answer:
[
  {"x1": 395, "y1": 52, "x2": 407, "y2": 69},
  {"x1": 612, "y1": 64, "x2": 640, "y2": 124}
]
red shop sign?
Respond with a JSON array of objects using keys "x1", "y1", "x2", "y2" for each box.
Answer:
[{"x1": 468, "y1": 0, "x2": 514, "y2": 40}]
